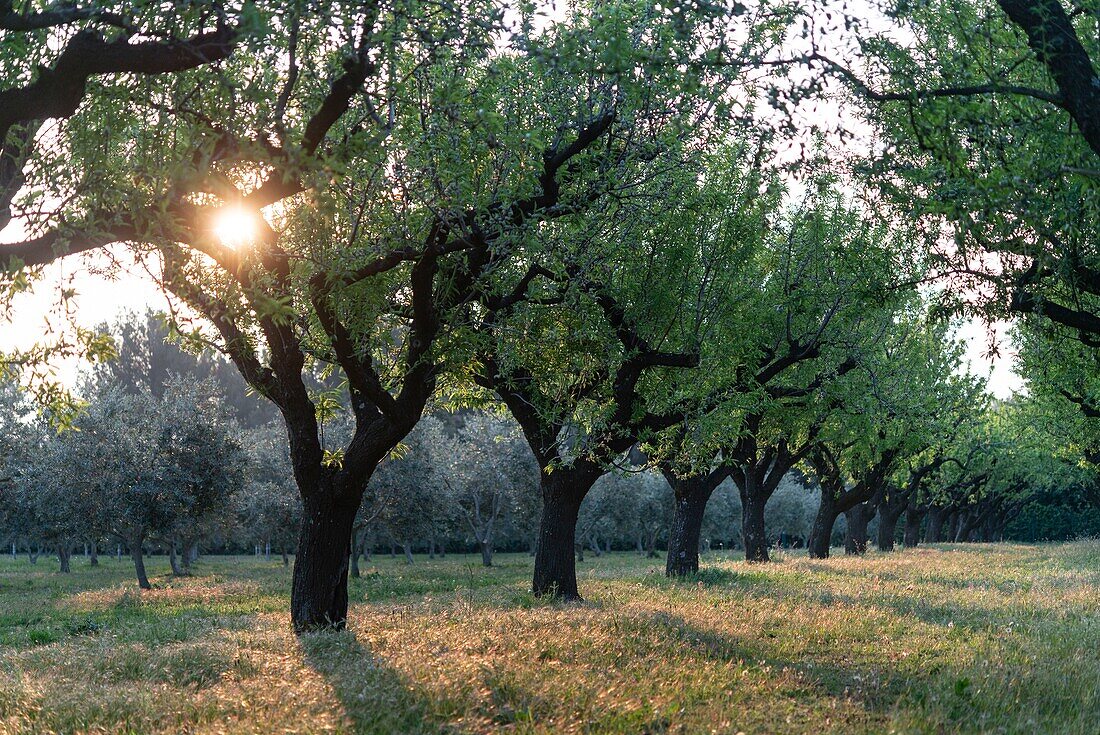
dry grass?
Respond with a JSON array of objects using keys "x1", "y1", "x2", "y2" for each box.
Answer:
[{"x1": 0, "y1": 542, "x2": 1097, "y2": 734}]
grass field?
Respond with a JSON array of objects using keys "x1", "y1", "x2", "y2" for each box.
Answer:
[{"x1": 0, "y1": 542, "x2": 1096, "y2": 734}]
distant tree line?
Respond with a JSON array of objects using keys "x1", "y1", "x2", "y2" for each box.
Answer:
[{"x1": 1, "y1": 314, "x2": 1095, "y2": 591}]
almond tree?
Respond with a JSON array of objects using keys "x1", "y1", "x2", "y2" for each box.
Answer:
[
  {"x1": 0, "y1": 0, "x2": 808, "y2": 628},
  {"x1": 824, "y1": 0, "x2": 1100, "y2": 399},
  {"x1": 654, "y1": 174, "x2": 913, "y2": 571},
  {"x1": 805, "y1": 312, "x2": 976, "y2": 558}
]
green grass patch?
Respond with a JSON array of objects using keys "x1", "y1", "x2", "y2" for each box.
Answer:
[{"x1": 0, "y1": 543, "x2": 1097, "y2": 733}]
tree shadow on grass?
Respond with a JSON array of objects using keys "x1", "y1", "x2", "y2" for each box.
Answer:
[
  {"x1": 299, "y1": 626, "x2": 491, "y2": 735},
  {"x1": 624, "y1": 607, "x2": 925, "y2": 725}
]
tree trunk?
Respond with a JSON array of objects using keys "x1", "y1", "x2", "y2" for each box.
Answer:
[
  {"x1": 281, "y1": 545, "x2": 290, "y2": 567},
  {"x1": 130, "y1": 536, "x2": 151, "y2": 590},
  {"x1": 532, "y1": 469, "x2": 591, "y2": 600},
  {"x1": 479, "y1": 539, "x2": 493, "y2": 567},
  {"x1": 741, "y1": 487, "x2": 770, "y2": 563},
  {"x1": 926, "y1": 506, "x2": 947, "y2": 543},
  {"x1": 877, "y1": 505, "x2": 903, "y2": 552},
  {"x1": 58, "y1": 544, "x2": 71, "y2": 573},
  {"x1": 402, "y1": 543, "x2": 414, "y2": 564},
  {"x1": 808, "y1": 491, "x2": 838, "y2": 559},
  {"x1": 946, "y1": 511, "x2": 961, "y2": 542},
  {"x1": 844, "y1": 504, "x2": 871, "y2": 555},
  {"x1": 88, "y1": 541, "x2": 99, "y2": 566},
  {"x1": 428, "y1": 538, "x2": 435, "y2": 559},
  {"x1": 903, "y1": 505, "x2": 924, "y2": 548},
  {"x1": 28, "y1": 546, "x2": 38, "y2": 564},
  {"x1": 291, "y1": 492, "x2": 358, "y2": 632},
  {"x1": 169, "y1": 540, "x2": 186, "y2": 576},
  {"x1": 349, "y1": 532, "x2": 361, "y2": 579},
  {"x1": 957, "y1": 511, "x2": 979, "y2": 542},
  {"x1": 665, "y1": 474, "x2": 717, "y2": 577},
  {"x1": 180, "y1": 540, "x2": 196, "y2": 574}
]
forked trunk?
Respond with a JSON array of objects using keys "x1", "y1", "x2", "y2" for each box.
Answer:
[
  {"x1": 291, "y1": 492, "x2": 359, "y2": 632},
  {"x1": 532, "y1": 470, "x2": 591, "y2": 600}
]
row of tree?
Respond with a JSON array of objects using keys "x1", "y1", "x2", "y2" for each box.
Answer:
[
  {"x1": 2, "y1": 0, "x2": 1099, "y2": 632},
  {"x1": 1, "y1": 310, "x2": 1089, "y2": 590}
]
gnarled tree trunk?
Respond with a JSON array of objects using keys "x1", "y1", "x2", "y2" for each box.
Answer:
[
  {"x1": 664, "y1": 470, "x2": 723, "y2": 577},
  {"x1": 532, "y1": 468, "x2": 594, "y2": 600},
  {"x1": 291, "y1": 490, "x2": 359, "y2": 632},
  {"x1": 349, "y1": 531, "x2": 362, "y2": 579},
  {"x1": 169, "y1": 540, "x2": 186, "y2": 576},
  {"x1": 877, "y1": 503, "x2": 903, "y2": 552},
  {"x1": 741, "y1": 489, "x2": 770, "y2": 562}
]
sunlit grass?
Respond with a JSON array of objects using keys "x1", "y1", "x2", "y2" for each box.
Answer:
[{"x1": 0, "y1": 542, "x2": 1097, "y2": 733}]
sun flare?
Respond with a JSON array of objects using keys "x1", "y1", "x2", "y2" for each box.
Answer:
[{"x1": 213, "y1": 207, "x2": 257, "y2": 248}]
